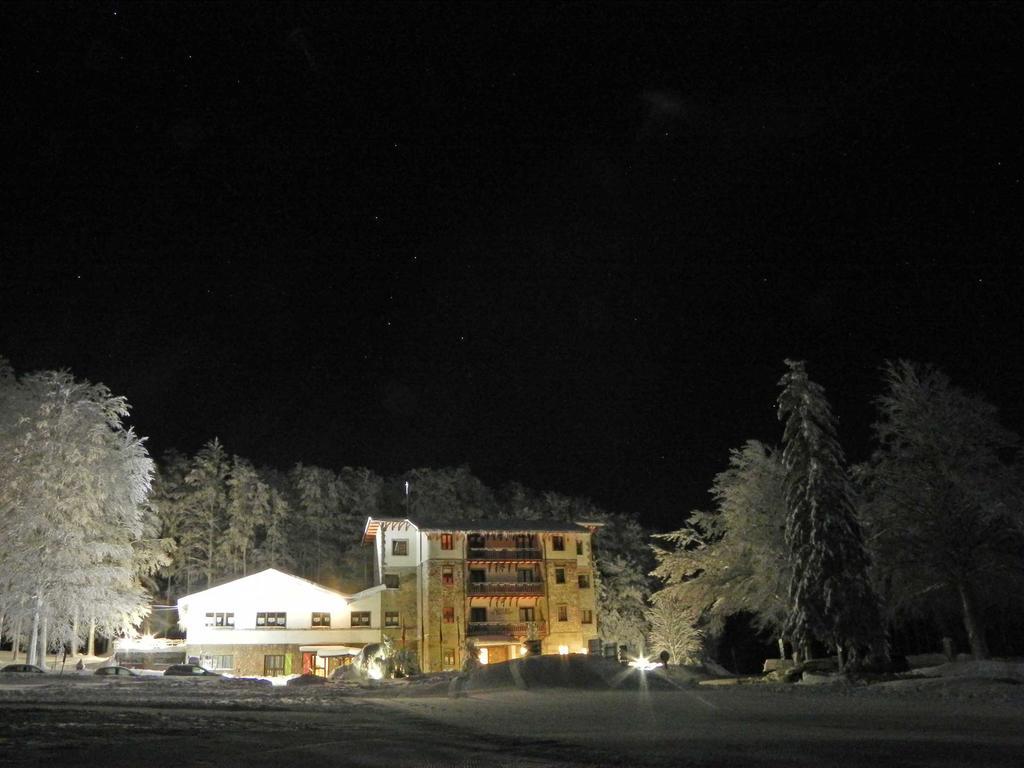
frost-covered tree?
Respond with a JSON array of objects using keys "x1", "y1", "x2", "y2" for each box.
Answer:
[
  {"x1": 646, "y1": 593, "x2": 704, "y2": 664},
  {"x1": 222, "y1": 456, "x2": 269, "y2": 578},
  {"x1": 651, "y1": 441, "x2": 789, "y2": 652},
  {"x1": 858, "y1": 361, "x2": 1023, "y2": 659},
  {"x1": 592, "y1": 512, "x2": 652, "y2": 653},
  {"x1": 0, "y1": 359, "x2": 167, "y2": 665},
  {"x1": 777, "y1": 360, "x2": 884, "y2": 668},
  {"x1": 183, "y1": 439, "x2": 231, "y2": 588}
]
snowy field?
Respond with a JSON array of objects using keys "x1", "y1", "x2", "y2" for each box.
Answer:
[{"x1": 1, "y1": 658, "x2": 1023, "y2": 767}]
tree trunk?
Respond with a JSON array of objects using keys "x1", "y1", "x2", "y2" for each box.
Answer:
[
  {"x1": 12, "y1": 616, "x2": 22, "y2": 661},
  {"x1": 87, "y1": 616, "x2": 96, "y2": 657},
  {"x1": 72, "y1": 612, "x2": 80, "y2": 657},
  {"x1": 777, "y1": 638, "x2": 786, "y2": 660},
  {"x1": 39, "y1": 617, "x2": 48, "y2": 671},
  {"x1": 836, "y1": 644, "x2": 845, "y2": 673},
  {"x1": 28, "y1": 599, "x2": 41, "y2": 667},
  {"x1": 957, "y1": 581, "x2": 990, "y2": 659}
]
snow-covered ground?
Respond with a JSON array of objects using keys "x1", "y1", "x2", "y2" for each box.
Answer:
[{"x1": 1, "y1": 656, "x2": 1022, "y2": 767}]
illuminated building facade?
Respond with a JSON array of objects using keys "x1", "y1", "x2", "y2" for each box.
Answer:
[{"x1": 363, "y1": 517, "x2": 603, "y2": 672}]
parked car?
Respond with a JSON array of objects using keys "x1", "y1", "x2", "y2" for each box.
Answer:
[
  {"x1": 286, "y1": 673, "x2": 328, "y2": 686},
  {"x1": 95, "y1": 665, "x2": 139, "y2": 677},
  {"x1": 163, "y1": 664, "x2": 221, "y2": 677},
  {"x1": 0, "y1": 664, "x2": 45, "y2": 674}
]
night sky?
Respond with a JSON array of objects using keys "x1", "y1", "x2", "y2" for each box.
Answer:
[{"x1": 3, "y1": 2, "x2": 1022, "y2": 529}]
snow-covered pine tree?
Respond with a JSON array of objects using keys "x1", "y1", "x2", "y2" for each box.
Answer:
[
  {"x1": 646, "y1": 592, "x2": 704, "y2": 664},
  {"x1": 183, "y1": 439, "x2": 231, "y2": 588},
  {"x1": 777, "y1": 360, "x2": 884, "y2": 669},
  {"x1": 223, "y1": 456, "x2": 269, "y2": 578}
]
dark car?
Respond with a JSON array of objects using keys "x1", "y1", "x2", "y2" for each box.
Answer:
[
  {"x1": 163, "y1": 664, "x2": 221, "y2": 677},
  {"x1": 286, "y1": 673, "x2": 328, "y2": 686},
  {"x1": 0, "y1": 664, "x2": 45, "y2": 674},
  {"x1": 95, "y1": 665, "x2": 139, "y2": 677}
]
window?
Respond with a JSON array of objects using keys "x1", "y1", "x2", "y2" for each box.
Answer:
[
  {"x1": 578, "y1": 574, "x2": 590, "y2": 589},
  {"x1": 443, "y1": 650, "x2": 455, "y2": 667},
  {"x1": 384, "y1": 573, "x2": 400, "y2": 589},
  {"x1": 555, "y1": 568, "x2": 566, "y2": 584},
  {"x1": 391, "y1": 539, "x2": 409, "y2": 556},
  {"x1": 264, "y1": 654, "x2": 286, "y2": 676},
  {"x1": 312, "y1": 612, "x2": 331, "y2": 628},
  {"x1": 385, "y1": 611, "x2": 400, "y2": 627},
  {"x1": 519, "y1": 607, "x2": 535, "y2": 622},
  {"x1": 350, "y1": 611, "x2": 371, "y2": 627},
  {"x1": 204, "y1": 612, "x2": 234, "y2": 628},
  {"x1": 470, "y1": 607, "x2": 487, "y2": 622},
  {"x1": 576, "y1": 540, "x2": 583, "y2": 556},
  {"x1": 440, "y1": 533, "x2": 453, "y2": 550},
  {"x1": 582, "y1": 609, "x2": 593, "y2": 624},
  {"x1": 443, "y1": 607, "x2": 455, "y2": 623},
  {"x1": 552, "y1": 535, "x2": 565, "y2": 551},
  {"x1": 468, "y1": 534, "x2": 485, "y2": 548},
  {"x1": 558, "y1": 605, "x2": 568, "y2": 622},
  {"x1": 256, "y1": 612, "x2": 286, "y2": 627},
  {"x1": 516, "y1": 568, "x2": 534, "y2": 583},
  {"x1": 208, "y1": 654, "x2": 233, "y2": 670},
  {"x1": 442, "y1": 566, "x2": 454, "y2": 585},
  {"x1": 469, "y1": 569, "x2": 486, "y2": 583}
]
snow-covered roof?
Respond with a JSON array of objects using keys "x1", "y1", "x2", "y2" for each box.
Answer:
[
  {"x1": 176, "y1": 568, "x2": 350, "y2": 607},
  {"x1": 362, "y1": 516, "x2": 603, "y2": 543}
]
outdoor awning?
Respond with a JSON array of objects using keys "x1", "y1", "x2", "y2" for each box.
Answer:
[
  {"x1": 299, "y1": 644, "x2": 365, "y2": 657},
  {"x1": 471, "y1": 635, "x2": 524, "y2": 647}
]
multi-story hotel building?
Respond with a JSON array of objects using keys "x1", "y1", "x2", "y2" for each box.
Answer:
[{"x1": 363, "y1": 516, "x2": 603, "y2": 672}]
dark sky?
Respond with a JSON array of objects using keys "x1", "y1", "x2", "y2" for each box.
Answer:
[{"x1": 3, "y1": 2, "x2": 1022, "y2": 529}]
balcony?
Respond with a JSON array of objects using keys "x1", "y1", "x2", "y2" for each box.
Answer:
[
  {"x1": 467, "y1": 621, "x2": 546, "y2": 638},
  {"x1": 466, "y1": 547, "x2": 542, "y2": 561},
  {"x1": 467, "y1": 581, "x2": 544, "y2": 596}
]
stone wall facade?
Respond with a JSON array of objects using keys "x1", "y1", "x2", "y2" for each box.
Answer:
[{"x1": 186, "y1": 642, "x2": 301, "y2": 677}]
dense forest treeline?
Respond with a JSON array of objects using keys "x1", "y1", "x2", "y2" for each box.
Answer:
[
  {"x1": 4, "y1": 355, "x2": 1024, "y2": 670},
  {"x1": 151, "y1": 447, "x2": 652, "y2": 648}
]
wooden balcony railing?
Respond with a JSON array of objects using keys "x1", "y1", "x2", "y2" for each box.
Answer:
[
  {"x1": 466, "y1": 547, "x2": 543, "y2": 561},
  {"x1": 467, "y1": 581, "x2": 544, "y2": 596},
  {"x1": 467, "y1": 621, "x2": 546, "y2": 637}
]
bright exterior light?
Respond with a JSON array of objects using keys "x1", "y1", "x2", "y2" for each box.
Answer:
[
  {"x1": 519, "y1": 646, "x2": 527, "y2": 656},
  {"x1": 628, "y1": 656, "x2": 659, "y2": 672},
  {"x1": 479, "y1": 647, "x2": 489, "y2": 665},
  {"x1": 367, "y1": 661, "x2": 384, "y2": 680},
  {"x1": 558, "y1": 645, "x2": 569, "y2": 655}
]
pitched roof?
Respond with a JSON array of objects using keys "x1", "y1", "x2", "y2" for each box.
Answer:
[
  {"x1": 363, "y1": 515, "x2": 603, "y2": 542},
  {"x1": 176, "y1": 568, "x2": 350, "y2": 605}
]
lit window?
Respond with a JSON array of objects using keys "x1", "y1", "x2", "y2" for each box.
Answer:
[
  {"x1": 392, "y1": 539, "x2": 409, "y2": 556},
  {"x1": 443, "y1": 650, "x2": 455, "y2": 667},
  {"x1": 558, "y1": 605, "x2": 568, "y2": 622},
  {"x1": 555, "y1": 568, "x2": 566, "y2": 584},
  {"x1": 312, "y1": 612, "x2": 331, "y2": 628},
  {"x1": 440, "y1": 533, "x2": 453, "y2": 550},
  {"x1": 519, "y1": 607, "x2": 535, "y2": 622},
  {"x1": 384, "y1": 573, "x2": 400, "y2": 589},
  {"x1": 442, "y1": 566, "x2": 454, "y2": 586},
  {"x1": 256, "y1": 612, "x2": 286, "y2": 627},
  {"x1": 385, "y1": 611, "x2": 400, "y2": 627},
  {"x1": 443, "y1": 607, "x2": 455, "y2": 623},
  {"x1": 350, "y1": 611, "x2": 371, "y2": 627},
  {"x1": 578, "y1": 574, "x2": 590, "y2": 589},
  {"x1": 552, "y1": 535, "x2": 565, "y2": 551}
]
